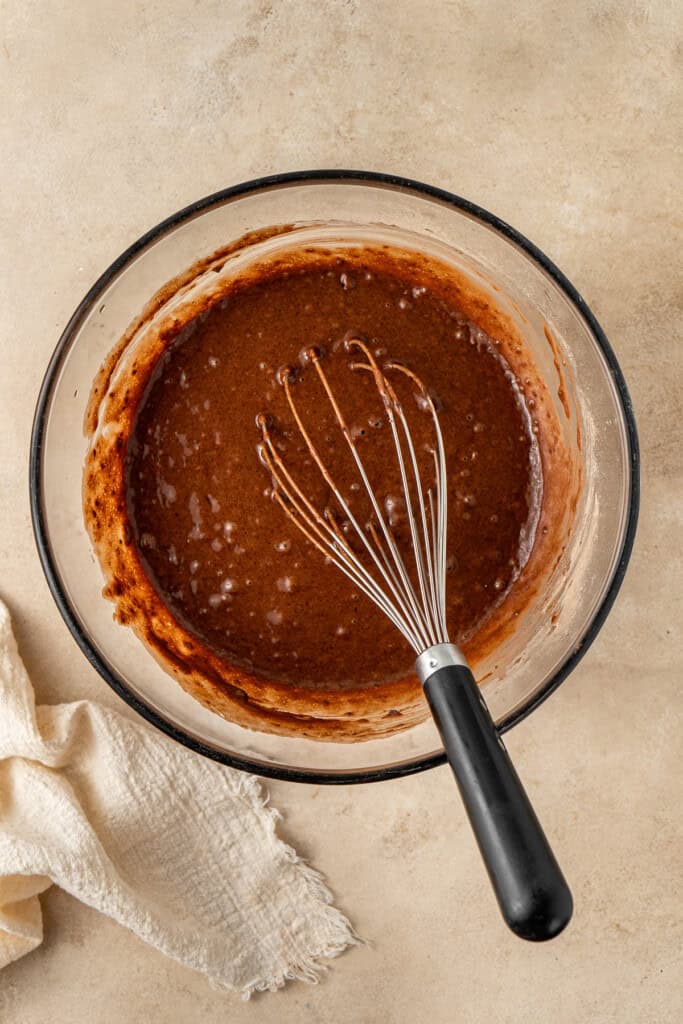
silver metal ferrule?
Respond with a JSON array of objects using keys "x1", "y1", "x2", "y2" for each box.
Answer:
[{"x1": 415, "y1": 642, "x2": 469, "y2": 686}]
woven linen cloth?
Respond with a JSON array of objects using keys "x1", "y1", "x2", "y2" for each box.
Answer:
[{"x1": 0, "y1": 599, "x2": 357, "y2": 995}]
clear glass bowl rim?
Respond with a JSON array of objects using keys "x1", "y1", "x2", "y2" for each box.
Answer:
[{"x1": 29, "y1": 169, "x2": 640, "y2": 784}]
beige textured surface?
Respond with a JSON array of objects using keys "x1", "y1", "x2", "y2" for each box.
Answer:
[{"x1": 0, "y1": 1, "x2": 681, "y2": 1021}]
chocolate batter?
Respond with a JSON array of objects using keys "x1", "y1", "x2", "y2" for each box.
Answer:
[{"x1": 124, "y1": 252, "x2": 540, "y2": 692}]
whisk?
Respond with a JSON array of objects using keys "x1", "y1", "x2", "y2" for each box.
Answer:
[{"x1": 257, "y1": 338, "x2": 572, "y2": 942}]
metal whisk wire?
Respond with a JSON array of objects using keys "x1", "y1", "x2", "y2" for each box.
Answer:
[{"x1": 257, "y1": 338, "x2": 449, "y2": 655}]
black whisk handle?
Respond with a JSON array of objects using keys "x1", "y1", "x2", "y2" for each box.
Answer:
[{"x1": 422, "y1": 660, "x2": 572, "y2": 941}]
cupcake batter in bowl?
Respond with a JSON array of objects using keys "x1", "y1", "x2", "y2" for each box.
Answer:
[{"x1": 84, "y1": 238, "x2": 569, "y2": 740}]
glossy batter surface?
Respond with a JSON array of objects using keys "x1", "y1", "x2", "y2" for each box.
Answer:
[{"x1": 125, "y1": 253, "x2": 541, "y2": 691}]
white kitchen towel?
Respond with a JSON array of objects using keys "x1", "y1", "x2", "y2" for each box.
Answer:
[{"x1": 0, "y1": 599, "x2": 358, "y2": 995}]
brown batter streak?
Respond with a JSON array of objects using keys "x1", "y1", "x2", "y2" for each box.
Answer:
[{"x1": 544, "y1": 323, "x2": 570, "y2": 419}]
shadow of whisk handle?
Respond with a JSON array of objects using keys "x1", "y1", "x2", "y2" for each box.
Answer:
[{"x1": 423, "y1": 663, "x2": 573, "y2": 941}]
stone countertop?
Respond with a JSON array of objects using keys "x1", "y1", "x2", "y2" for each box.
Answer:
[{"x1": 0, "y1": 2, "x2": 680, "y2": 1021}]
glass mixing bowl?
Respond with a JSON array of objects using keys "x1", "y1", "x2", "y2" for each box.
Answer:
[{"x1": 30, "y1": 171, "x2": 639, "y2": 783}]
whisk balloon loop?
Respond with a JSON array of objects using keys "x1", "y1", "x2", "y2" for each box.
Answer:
[
  {"x1": 258, "y1": 339, "x2": 448, "y2": 654},
  {"x1": 258, "y1": 337, "x2": 573, "y2": 943}
]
